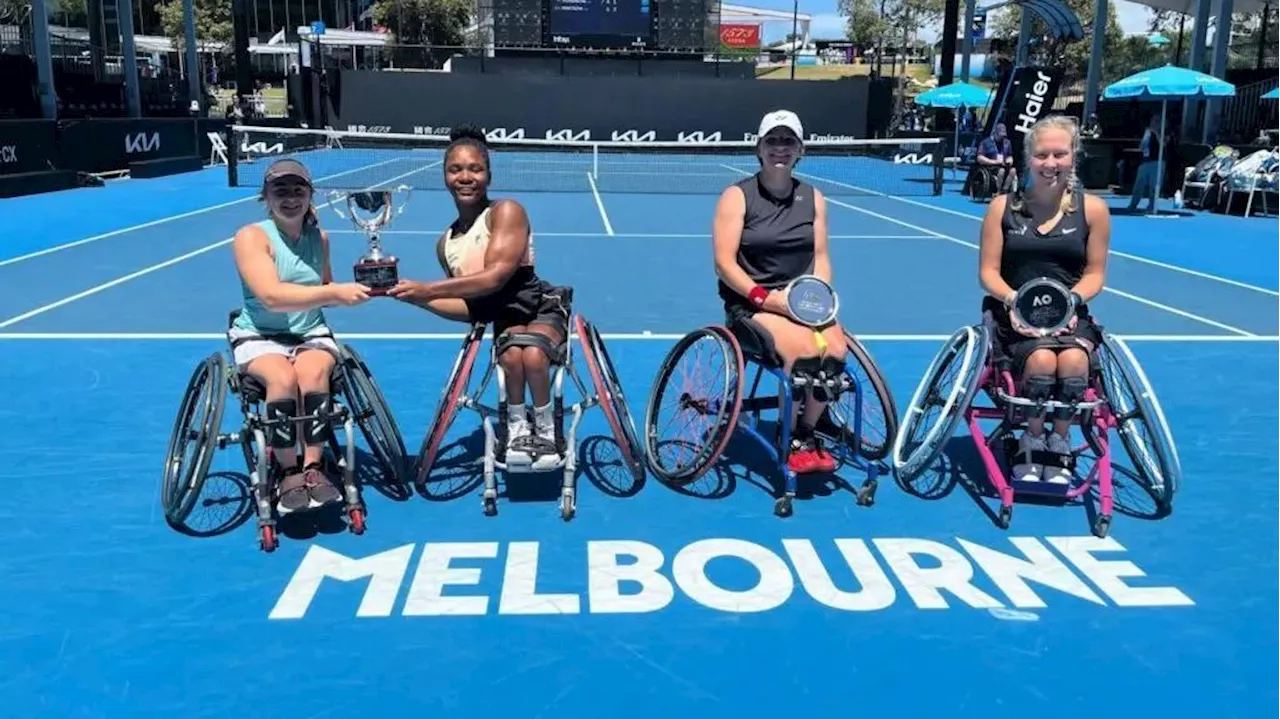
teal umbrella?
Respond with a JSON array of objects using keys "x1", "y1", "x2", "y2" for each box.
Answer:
[
  {"x1": 915, "y1": 82, "x2": 995, "y2": 168},
  {"x1": 1103, "y1": 64, "x2": 1237, "y2": 215},
  {"x1": 1263, "y1": 87, "x2": 1279, "y2": 100}
]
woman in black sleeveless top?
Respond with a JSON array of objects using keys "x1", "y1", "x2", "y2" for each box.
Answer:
[
  {"x1": 712, "y1": 110, "x2": 846, "y2": 475},
  {"x1": 978, "y1": 115, "x2": 1112, "y2": 484}
]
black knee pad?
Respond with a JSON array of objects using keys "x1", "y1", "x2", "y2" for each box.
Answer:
[
  {"x1": 1054, "y1": 376, "x2": 1089, "y2": 420},
  {"x1": 265, "y1": 399, "x2": 298, "y2": 449},
  {"x1": 1021, "y1": 374, "x2": 1055, "y2": 416},
  {"x1": 302, "y1": 392, "x2": 334, "y2": 445}
]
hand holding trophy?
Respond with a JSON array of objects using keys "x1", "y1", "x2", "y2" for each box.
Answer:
[{"x1": 328, "y1": 185, "x2": 412, "y2": 296}]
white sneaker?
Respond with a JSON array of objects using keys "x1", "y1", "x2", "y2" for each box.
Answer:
[
  {"x1": 505, "y1": 409, "x2": 533, "y2": 466},
  {"x1": 1012, "y1": 432, "x2": 1046, "y2": 482},
  {"x1": 531, "y1": 405, "x2": 561, "y2": 471},
  {"x1": 1043, "y1": 433, "x2": 1074, "y2": 485}
]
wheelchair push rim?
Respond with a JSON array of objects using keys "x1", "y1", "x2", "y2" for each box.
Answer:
[
  {"x1": 414, "y1": 327, "x2": 483, "y2": 486},
  {"x1": 891, "y1": 325, "x2": 989, "y2": 481},
  {"x1": 643, "y1": 325, "x2": 743, "y2": 485},
  {"x1": 817, "y1": 332, "x2": 899, "y2": 462},
  {"x1": 338, "y1": 343, "x2": 408, "y2": 484},
  {"x1": 1097, "y1": 335, "x2": 1182, "y2": 503},
  {"x1": 574, "y1": 315, "x2": 646, "y2": 483},
  {"x1": 161, "y1": 352, "x2": 227, "y2": 527}
]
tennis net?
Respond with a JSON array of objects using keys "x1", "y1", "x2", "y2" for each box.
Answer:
[{"x1": 226, "y1": 125, "x2": 945, "y2": 197}]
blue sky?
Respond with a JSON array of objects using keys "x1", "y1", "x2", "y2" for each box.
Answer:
[{"x1": 744, "y1": 0, "x2": 1157, "y2": 43}]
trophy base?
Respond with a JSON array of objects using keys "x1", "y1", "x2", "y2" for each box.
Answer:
[{"x1": 354, "y1": 257, "x2": 400, "y2": 296}]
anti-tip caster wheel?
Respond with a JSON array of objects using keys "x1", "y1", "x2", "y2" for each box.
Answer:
[
  {"x1": 774, "y1": 496, "x2": 794, "y2": 518},
  {"x1": 560, "y1": 493, "x2": 576, "y2": 522},
  {"x1": 997, "y1": 505, "x2": 1013, "y2": 529},
  {"x1": 347, "y1": 507, "x2": 366, "y2": 535},
  {"x1": 856, "y1": 479, "x2": 878, "y2": 507},
  {"x1": 483, "y1": 495, "x2": 498, "y2": 517},
  {"x1": 259, "y1": 525, "x2": 278, "y2": 553},
  {"x1": 1093, "y1": 514, "x2": 1112, "y2": 538}
]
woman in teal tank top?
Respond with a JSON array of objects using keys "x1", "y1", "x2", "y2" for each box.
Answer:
[{"x1": 231, "y1": 158, "x2": 372, "y2": 515}]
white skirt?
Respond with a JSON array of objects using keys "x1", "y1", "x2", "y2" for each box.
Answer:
[{"x1": 228, "y1": 326, "x2": 340, "y2": 370}]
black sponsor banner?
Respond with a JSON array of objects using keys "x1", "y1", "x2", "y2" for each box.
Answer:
[
  {"x1": 0, "y1": 120, "x2": 58, "y2": 175},
  {"x1": 57, "y1": 118, "x2": 201, "y2": 174},
  {"x1": 326, "y1": 71, "x2": 869, "y2": 142},
  {"x1": 1000, "y1": 67, "x2": 1063, "y2": 169}
]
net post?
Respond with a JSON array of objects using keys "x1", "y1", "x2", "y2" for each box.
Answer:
[
  {"x1": 226, "y1": 122, "x2": 239, "y2": 187},
  {"x1": 592, "y1": 142, "x2": 598, "y2": 180},
  {"x1": 932, "y1": 138, "x2": 944, "y2": 196}
]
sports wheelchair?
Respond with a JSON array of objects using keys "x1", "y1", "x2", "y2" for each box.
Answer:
[
  {"x1": 160, "y1": 311, "x2": 407, "y2": 552},
  {"x1": 642, "y1": 317, "x2": 899, "y2": 517},
  {"x1": 413, "y1": 307, "x2": 644, "y2": 521},
  {"x1": 890, "y1": 320, "x2": 1181, "y2": 537}
]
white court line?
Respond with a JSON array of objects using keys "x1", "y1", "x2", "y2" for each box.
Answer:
[
  {"x1": 585, "y1": 172, "x2": 615, "y2": 236},
  {"x1": 326, "y1": 230, "x2": 933, "y2": 240},
  {"x1": 0, "y1": 332, "x2": 1274, "y2": 342},
  {"x1": 0, "y1": 161, "x2": 442, "y2": 331},
  {"x1": 719, "y1": 165, "x2": 1257, "y2": 338},
  {"x1": 794, "y1": 168, "x2": 1280, "y2": 298},
  {"x1": 0, "y1": 155, "x2": 415, "y2": 269}
]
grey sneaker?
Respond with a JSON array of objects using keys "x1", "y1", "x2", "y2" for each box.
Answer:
[
  {"x1": 1043, "y1": 433, "x2": 1074, "y2": 484},
  {"x1": 1012, "y1": 432, "x2": 1046, "y2": 482},
  {"x1": 303, "y1": 463, "x2": 343, "y2": 506},
  {"x1": 276, "y1": 469, "x2": 311, "y2": 514}
]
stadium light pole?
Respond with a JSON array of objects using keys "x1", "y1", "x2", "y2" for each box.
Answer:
[{"x1": 118, "y1": 0, "x2": 142, "y2": 117}]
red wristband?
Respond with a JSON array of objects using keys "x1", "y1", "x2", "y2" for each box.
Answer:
[{"x1": 748, "y1": 285, "x2": 769, "y2": 308}]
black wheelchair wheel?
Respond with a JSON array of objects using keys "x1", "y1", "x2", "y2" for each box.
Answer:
[
  {"x1": 338, "y1": 343, "x2": 407, "y2": 484},
  {"x1": 817, "y1": 332, "x2": 899, "y2": 462},
  {"x1": 643, "y1": 326, "x2": 743, "y2": 485},
  {"x1": 414, "y1": 326, "x2": 483, "y2": 487},
  {"x1": 161, "y1": 353, "x2": 228, "y2": 527},
  {"x1": 891, "y1": 325, "x2": 989, "y2": 482},
  {"x1": 574, "y1": 315, "x2": 645, "y2": 482},
  {"x1": 1096, "y1": 335, "x2": 1181, "y2": 507}
]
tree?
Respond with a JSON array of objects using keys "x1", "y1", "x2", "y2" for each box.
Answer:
[
  {"x1": 156, "y1": 0, "x2": 233, "y2": 53},
  {"x1": 837, "y1": 0, "x2": 886, "y2": 48},
  {"x1": 989, "y1": 0, "x2": 1125, "y2": 82},
  {"x1": 369, "y1": 0, "x2": 472, "y2": 47}
]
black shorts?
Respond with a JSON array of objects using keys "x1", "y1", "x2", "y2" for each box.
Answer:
[
  {"x1": 465, "y1": 270, "x2": 573, "y2": 340},
  {"x1": 982, "y1": 298, "x2": 1102, "y2": 376}
]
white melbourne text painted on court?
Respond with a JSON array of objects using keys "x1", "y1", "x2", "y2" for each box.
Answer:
[{"x1": 267, "y1": 535, "x2": 1195, "y2": 620}]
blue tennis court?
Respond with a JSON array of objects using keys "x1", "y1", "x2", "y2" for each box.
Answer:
[{"x1": 1, "y1": 152, "x2": 1276, "y2": 718}]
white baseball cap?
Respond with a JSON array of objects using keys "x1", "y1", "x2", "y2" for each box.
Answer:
[{"x1": 758, "y1": 110, "x2": 804, "y2": 141}]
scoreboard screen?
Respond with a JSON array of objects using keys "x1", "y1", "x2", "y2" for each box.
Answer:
[{"x1": 547, "y1": 0, "x2": 652, "y2": 48}]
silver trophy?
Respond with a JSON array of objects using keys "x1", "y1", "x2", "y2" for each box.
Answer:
[
  {"x1": 1011, "y1": 277, "x2": 1077, "y2": 336},
  {"x1": 784, "y1": 275, "x2": 840, "y2": 327},
  {"x1": 328, "y1": 185, "x2": 412, "y2": 295}
]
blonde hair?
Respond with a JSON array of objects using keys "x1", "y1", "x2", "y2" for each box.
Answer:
[{"x1": 1020, "y1": 114, "x2": 1083, "y2": 215}]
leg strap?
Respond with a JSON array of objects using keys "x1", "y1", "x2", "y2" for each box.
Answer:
[
  {"x1": 1021, "y1": 374, "x2": 1055, "y2": 418},
  {"x1": 495, "y1": 331, "x2": 565, "y2": 366},
  {"x1": 791, "y1": 356, "x2": 850, "y2": 403},
  {"x1": 302, "y1": 392, "x2": 334, "y2": 445},
  {"x1": 265, "y1": 399, "x2": 298, "y2": 449}
]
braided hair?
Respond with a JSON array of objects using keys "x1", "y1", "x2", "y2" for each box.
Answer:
[
  {"x1": 446, "y1": 123, "x2": 492, "y2": 173},
  {"x1": 1008, "y1": 114, "x2": 1082, "y2": 218}
]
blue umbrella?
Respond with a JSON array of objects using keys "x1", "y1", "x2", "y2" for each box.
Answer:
[
  {"x1": 914, "y1": 81, "x2": 994, "y2": 109},
  {"x1": 1263, "y1": 87, "x2": 1279, "y2": 100},
  {"x1": 1103, "y1": 65, "x2": 1237, "y2": 215}
]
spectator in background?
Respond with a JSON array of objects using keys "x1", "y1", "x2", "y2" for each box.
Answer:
[
  {"x1": 1127, "y1": 115, "x2": 1166, "y2": 212},
  {"x1": 1081, "y1": 113, "x2": 1100, "y2": 139},
  {"x1": 977, "y1": 122, "x2": 1017, "y2": 194}
]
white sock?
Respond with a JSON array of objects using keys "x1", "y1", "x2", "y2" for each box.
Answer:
[{"x1": 534, "y1": 402, "x2": 554, "y2": 437}]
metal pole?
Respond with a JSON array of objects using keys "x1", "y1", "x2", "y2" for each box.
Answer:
[
  {"x1": 1015, "y1": 6, "x2": 1032, "y2": 64},
  {"x1": 1203, "y1": 0, "x2": 1235, "y2": 144},
  {"x1": 961, "y1": 0, "x2": 975, "y2": 82},
  {"x1": 117, "y1": 0, "x2": 142, "y2": 117},
  {"x1": 30, "y1": 0, "x2": 58, "y2": 119},
  {"x1": 1082, "y1": 0, "x2": 1108, "y2": 122},
  {"x1": 1181, "y1": 0, "x2": 1211, "y2": 139},
  {"x1": 184, "y1": 0, "x2": 200, "y2": 110},
  {"x1": 789, "y1": 0, "x2": 799, "y2": 79}
]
